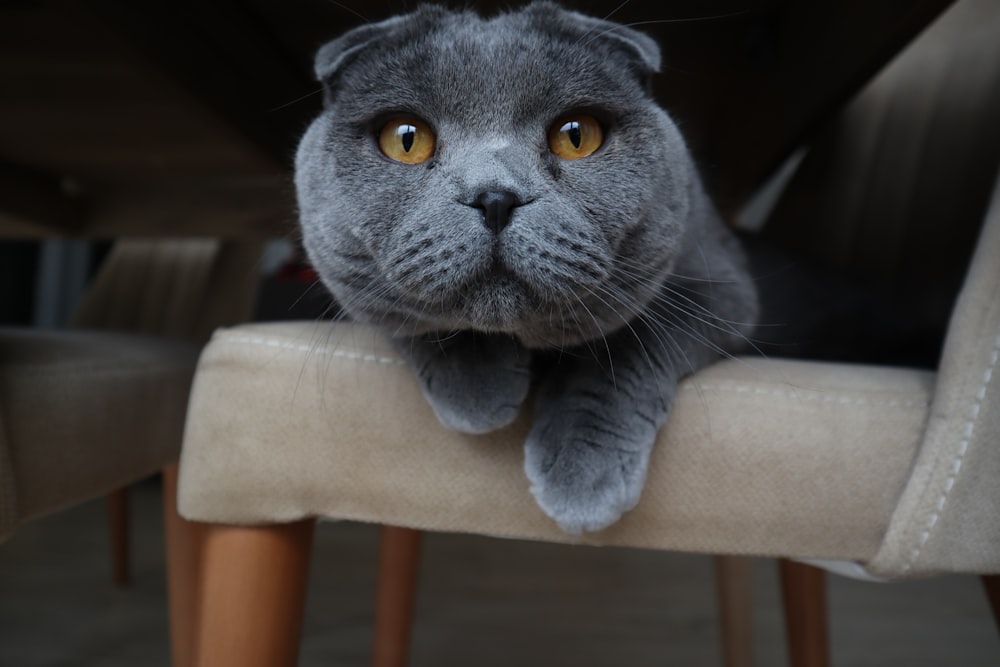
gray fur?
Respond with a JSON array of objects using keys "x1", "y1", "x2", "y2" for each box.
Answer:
[{"x1": 296, "y1": 2, "x2": 758, "y2": 533}]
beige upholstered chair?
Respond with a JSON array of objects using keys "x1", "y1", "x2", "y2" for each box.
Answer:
[
  {"x1": 0, "y1": 239, "x2": 262, "y2": 661},
  {"x1": 0, "y1": 327, "x2": 197, "y2": 545},
  {"x1": 67, "y1": 238, "x2": 263, "y2": 658},
  {"x1": 67, "y1": 238, "x2": 263, "y2": 586},
  {"x1": 2, "y1": 238, "x2": 264, "y2": 547},
  {"x1": 0, "y1": 327, "x2": 200, "y2": 658},
  {"x1": 175, "y1": 2, "x2": 1000, "y2": 665}
]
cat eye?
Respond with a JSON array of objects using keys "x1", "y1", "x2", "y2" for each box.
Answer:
[
  {"x1": 548, "y1": 115, "x2": 604, "y2": 160},
  {"x1": 378, "y1": 117, "x2": 436, "y2": 164}
]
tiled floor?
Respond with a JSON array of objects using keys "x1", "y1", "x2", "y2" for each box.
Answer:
[{"x1": 1, "y1": 478, "x2": 997, "y2": 666}]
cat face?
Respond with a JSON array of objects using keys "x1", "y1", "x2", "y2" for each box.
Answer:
[{"x1": 296, "y1": 2, "x2": 696, "y2": 348}]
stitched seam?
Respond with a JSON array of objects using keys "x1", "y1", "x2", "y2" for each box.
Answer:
[
  {"x1": 902, "y1": 333, "x2": 1000, "y2": 573},
  {"x1": 685, "y1": 383, "x2": 927, "y2": 408},
  {"x1": 221, "y1": 334, "x2": 407, "y2": 366}
]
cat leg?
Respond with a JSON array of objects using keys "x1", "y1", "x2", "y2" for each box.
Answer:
[
  {"x1": 525, "y1": 285, "x2": 752, "y2": 533},
  {"x1": 523, "y1": 332, "x2": 677, "y2": 534},
  {"x1": 395, "y1": 331, "x2": 532, "y2": 434}
]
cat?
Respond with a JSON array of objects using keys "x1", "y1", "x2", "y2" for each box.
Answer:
[{"x1": 295, "y1": 1, "x2": 759, "y2": 533}]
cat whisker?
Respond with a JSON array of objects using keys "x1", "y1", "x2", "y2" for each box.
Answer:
[
  {"x1": 322, "y1": 0, "x2": 370, "y2": 23},
  {"x1": 600, "y1": 0, "x2": 633, "y2": 24},
  {"x1": 267, "y1": 87, "x2": 325, "y2": 113}
]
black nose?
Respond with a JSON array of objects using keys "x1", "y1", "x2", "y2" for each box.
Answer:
[{"x1": 474, "y1": 190, "x2": 521, "y2": 235}]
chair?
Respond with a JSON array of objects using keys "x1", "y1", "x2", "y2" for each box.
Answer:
[
  {"x1": 68, "y1": 238, "x2": 263, "y2": 587},
  {"x1": 0, "y1": 238, "x2": 262, "y2": 663},
  {"x1": 174, "y1": 1, "x2": 1000, "y2": 665},
  {"x1": 0, "y1": 327, "x2": 199, "y2": 619},
  {"x1": 66, "y1": 238, "x2": 263, "y2": 661}
]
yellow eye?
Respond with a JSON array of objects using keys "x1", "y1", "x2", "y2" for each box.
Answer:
[
  {"x1": 548, "y1": 115, "x2": 603, "y2": 160},
  {"x1": 378, "y1": 117, "x2": 436, "y2": 164}
]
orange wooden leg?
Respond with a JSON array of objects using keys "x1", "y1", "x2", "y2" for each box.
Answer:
[
  {"x1": 779, "y1": 559, "x2": 829, "y2": 667},
  {"x1": 193, "y1": 519, "x2": 316, "y2": 667},
  {"x1": 163, "y1": 464, "x2": 205, "y2": 667},
  {"x1": 983, "y1": 575, "x2": 1000, "y2": 636},
  {"x1": 107, "y1": 486, "x2": 130, "y2": 587},
  {"x1": 371, "y1": 526, "x2": 424, "y2": 667},
  {"x1": 715, "y1": 555, "x2": 754, "y2": 667}
]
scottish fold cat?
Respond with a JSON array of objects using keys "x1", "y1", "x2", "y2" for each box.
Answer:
[{"x1": 295, "y1": 1, "x2": 758, "y2": 533}]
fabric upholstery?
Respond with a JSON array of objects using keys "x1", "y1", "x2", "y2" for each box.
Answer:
[
  {"x1": 866, "y1": 168, "x2": 1000, "y2": 578},
  {"x1": 0, "y1": 328, "x2": 197, "y2": 540},
  {"x1": 178, "y1": 189, "x2": 999, "y2": 576},
  {"x1": 71, "y1": 239, "x2": 263, "y2": 344},
  {"x1": 177, "y1": 321, "x2": 931, "y2": 566}
]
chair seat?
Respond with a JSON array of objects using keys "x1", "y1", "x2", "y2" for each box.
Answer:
[
  {"x1": 0, "y1": 328, "x2": 198, "y2": 540},
  {"x1": 177, "y1": 321, "x2": 933, "y2": 565}
]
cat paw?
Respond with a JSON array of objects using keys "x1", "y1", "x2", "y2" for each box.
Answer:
[
  {"x1": 523, "y1": 417, "x2": 654, "y2": 533},
  {"x1": 400, "y1": 333, "x2": 531, "y2": 435},
  {"x1": 427, "y1": 366, "x2": 529, "y2": 434}
]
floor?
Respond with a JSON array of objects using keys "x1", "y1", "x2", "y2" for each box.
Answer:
[{"x1": 0, "y1": 479, "x2": 996, "y2": 667}]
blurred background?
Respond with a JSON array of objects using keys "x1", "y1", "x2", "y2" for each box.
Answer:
[{"x1": 2, "y1": 0, "x2": 999, "y2": 665}]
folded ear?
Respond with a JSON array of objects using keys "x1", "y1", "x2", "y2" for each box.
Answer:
[
  {"x1": 527, "y1": 2, "x2": 662, "y2": 78},
  {"x1": 313, "y1": 15, "x2": 405, "y2": 84},
  {"x1": 313, "y1": 6, "x2": 448, "y2": 101}
]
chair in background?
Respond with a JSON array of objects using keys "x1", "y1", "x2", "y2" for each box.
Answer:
[
  {"x1": 63, "y1": 238, "x2": 263, "y2": 666},
  {"x1": 0, "y1": 326, "x2": 198, "y2": 649},
  {"x1": 68, "y1": 238, "x2": 262, "y2": 588}
]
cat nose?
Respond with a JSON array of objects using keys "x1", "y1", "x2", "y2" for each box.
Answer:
[{"x1": 473, "y1": 190, "x2": 521, "y2": 235}]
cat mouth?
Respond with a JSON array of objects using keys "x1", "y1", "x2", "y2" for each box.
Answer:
[
  {"x1": 488, "y1": 249, "x2": 513, "y2": 280},
  {"x1": 461, "y1": 259, "x2": 532, "y2": 330}
]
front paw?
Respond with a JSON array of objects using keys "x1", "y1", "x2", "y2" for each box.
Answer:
[
  {"x1": 399, "y1": 333, "x2": 531, "y2": 434},
  {"x1": 523, "y1": 413, "x2": 655, "y2": 533}
]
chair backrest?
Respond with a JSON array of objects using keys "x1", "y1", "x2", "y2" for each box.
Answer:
[
  {"x1": 761, "y1": 0, "x2": 1000, "y2": 367},
  {"x1": 758, "y1": 0, "x2": 1000, "y2": 577},
  {"x1": 70, "y1": 239, "x2": 264, "y2": 343},
  {"x1": 868, "y1": 169, "x2": 1000, "y2": 577}
]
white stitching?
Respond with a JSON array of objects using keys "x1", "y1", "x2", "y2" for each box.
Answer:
[
  {"x1": 221, "y1": 334, "x2": 407, "y2": 366},
  {"x1": 902, "y1": 333, "x2": 1000, "y2": 573},
  {"x1": 685, "y1": 383, "x2": 927, "y2": 408}
]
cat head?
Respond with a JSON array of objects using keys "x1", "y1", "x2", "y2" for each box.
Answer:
[{"x1": 296, "y1": 2, "x2": 698, "y2": 348}]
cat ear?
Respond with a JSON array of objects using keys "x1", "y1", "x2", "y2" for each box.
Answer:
[
  {"x1": 534, "y1": 3, "x2": 662, "y2": 77},
  {"x1": 313, "y1": 15, "x2": 407, "y2": 87},
  {"x1": 313, "y1": 7, "x2": 448, "y2": 100}
]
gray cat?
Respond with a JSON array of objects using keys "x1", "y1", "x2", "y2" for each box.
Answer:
[{"x1": 295, "y1": 2, "x2": 758, "y2": 533}]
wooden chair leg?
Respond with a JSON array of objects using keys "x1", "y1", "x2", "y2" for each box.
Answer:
[
  {"x1": 983, "y1": 575, "x2": 1000, "y2": 636},
  {"x1": 193, "y1": 519, "x2": 316, "y2": 667},
  {"x1": 107, "y1": 486, "x2": 130, "y2": 587},
  {"x1": 372, "y1": 526, "x2": 424, "y2": 667},
  {"x1": 163, "y1": 464, "x2": 206, "y2": 667},
  {"x1": 779, "y1": 559, "x2": 829, "y2": 667},
  {"x1": 715, "y1": 555, "x2": 754, "y2": 667}
]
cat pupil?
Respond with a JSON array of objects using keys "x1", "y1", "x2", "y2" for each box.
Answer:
[
  {"x1": 400, "y1": 125, "x2": 415, "y2": 152},
  {"x1": 566, "y1": 122, "x2": 582, "y2": 149}
]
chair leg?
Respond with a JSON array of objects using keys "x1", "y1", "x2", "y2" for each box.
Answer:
[
  {"x1": 372, "y1": 526, "x2": 424, "y2": 667},
  {"x1": 107, "y1": 486, "x2": 130, "y2": 587},
  {"x1": 983, "y1": 575, "x2": 1000, "y2": 635},
  {"x1": 779, "y1": 559, "x2": 829, "y2": 667},
  {"x1": 193, "y1": 519, "x2": 316, "y2": 667},
  {"x1": 163, "y1": 464, "x2": 206, "y2": 667},
  {"x1": 715, "y1": 555, "x2": 754, "y2": 667}
]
